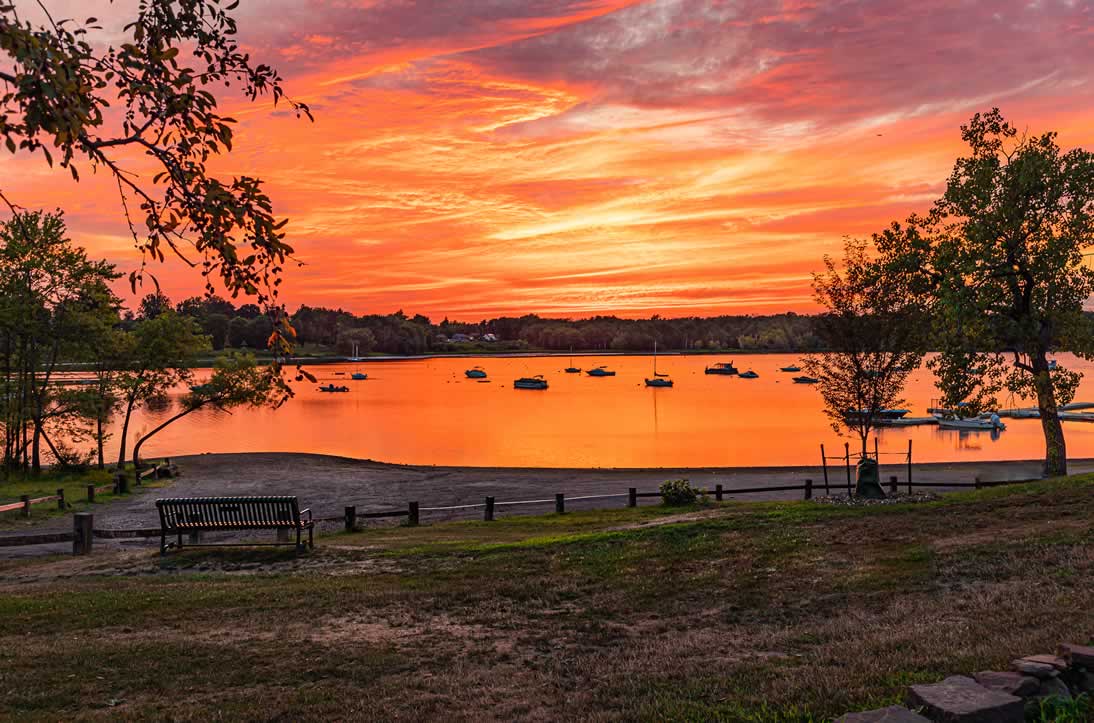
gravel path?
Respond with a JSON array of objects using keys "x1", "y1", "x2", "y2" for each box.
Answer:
[{"x1": 5, "y1": 452, "x2": 1092, "y2": 557}]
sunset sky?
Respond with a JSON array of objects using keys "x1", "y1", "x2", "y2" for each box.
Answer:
[{"x1": 8, "y1": 0, "x2": 1094, "y2": 319}]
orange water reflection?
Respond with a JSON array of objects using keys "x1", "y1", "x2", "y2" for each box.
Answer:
[{"x1": 120, "y1": 353, "x2": 1094, "y2": 468}]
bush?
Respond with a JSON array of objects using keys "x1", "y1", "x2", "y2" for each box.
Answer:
[{"x1": 660, "y1": 479, "x2": 700, "y2": 506}]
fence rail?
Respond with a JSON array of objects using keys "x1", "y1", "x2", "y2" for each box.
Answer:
[{"x1": 0, "y1": 472, "x2": 1037, "y2": 551}]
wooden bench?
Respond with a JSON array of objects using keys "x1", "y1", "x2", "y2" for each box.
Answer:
[{"x1": 155, "y1": 496, "x2": 314, "y2": 555}]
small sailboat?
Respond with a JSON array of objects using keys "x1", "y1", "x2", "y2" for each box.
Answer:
[
  {"x1": 514, "y1": 375, "x2": 549, "y2": 390},
  {"x1": 465, "y1": 367, "x2": 487, "y2": 379},
  {"x1": 645, "y1": 341, "x2": 673, "y2": 387},
  {"x1": 565, "y1": 347, "x2": 580, "y2": 373},
  {"x1": 586, "y1": 366, "x2": 616, "y2": 377},
  {"x1": 351, "y1": 372, "x2": 367, "y2": 380},
  {"x1": 739, "y1": 370, "x2": 759, "y2": 379},
  {"x1": 705, "y1": 362, "x2": 739, "y2": 375},
  {"x1": 779, "y1": 365, "x2": 802, "y2": 372},
  {"x1": 792, "y1": 375, "x2": 819, "y2": 384}
]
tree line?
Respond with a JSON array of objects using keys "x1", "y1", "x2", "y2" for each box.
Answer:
[{"x1": 157, "y1": 300, "x2": 825, "y2": 356}]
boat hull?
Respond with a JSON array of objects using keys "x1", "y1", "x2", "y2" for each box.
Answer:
[{"x1": 644, "y1": 378, "x2": 673, "y2": 387}]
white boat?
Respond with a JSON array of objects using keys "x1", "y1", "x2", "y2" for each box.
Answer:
[{"x1": 937, "y1": 413, "x2": 1006, "y2": 431}]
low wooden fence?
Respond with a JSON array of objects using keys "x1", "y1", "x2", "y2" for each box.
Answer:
[
  {"x1": 0, "y1": 460, "x2": 175, "y2": 519},
  {"x1": 0, "y1": 475, "x2": 1031, "y2": 553}
]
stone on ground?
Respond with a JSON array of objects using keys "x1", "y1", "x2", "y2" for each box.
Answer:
[
  {"x1": 1035, "y1": 676, "x2": 1072, "y2": 700},
  {"x1": 1011, "y1": 659, "x2": 1059, "y2": 678},
  {"x1": 905, "y1": 675, "x2": 1024, "y2": 723},
  {"x1": 836, "y1": 705, "x2": 929, "y2": 722},
  {"x1": 971, "y1": 671, "x2": 1039, "y2": 698},
  {"x1": 1058, "y1": 643, "x2": 1094, "y2": 668},
  {"x1": 1018, "y1": 653, "x2": 1067, "y2": 670}
]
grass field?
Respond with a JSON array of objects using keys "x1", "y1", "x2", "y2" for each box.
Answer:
[{"x1": 1, "y1": 477, "x2": 1091, "y2": 721}]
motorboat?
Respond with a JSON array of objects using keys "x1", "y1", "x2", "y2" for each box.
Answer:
[
  {"x1": 705, "y1": 362, "x2": 739, "y2": 375},
  {"x1": 318, "y1": 384, "x2": 350, "y2": 393},
  {"x1": 514, "y1": 376, "x2": 549, "y2": 390},
  {"x1": 780, "y1": 365, "x2": 802, "y2": 372},
  {"x1": 792, "y1": 375, "x2": 819, "y2": 384},
  {"x1": 465, "y1": 367, "x2": 487, "y2": 379},
  {"x1": 351, "y1": 373, "x2": 368, "y2": 381},
  {"x1": 938, "y1": 413, "x2": 1006, "y2": 431},
  {"x1": 586, "y1": 366, "x2": 616, "y2": 377},
  {"x1": 739, "y1": 370, "x2": 759, "y2": 379}
]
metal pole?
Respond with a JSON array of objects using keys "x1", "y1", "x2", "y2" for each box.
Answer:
[
  {"x1": 844, "y1": 442, "x2": 852, "y2": 494},
  {"x1": 907, "y1": 439, "x2": 913, "y2": 494},
  {"x1": 821, "y1": 444, "x2": 829, "y2": 494}
]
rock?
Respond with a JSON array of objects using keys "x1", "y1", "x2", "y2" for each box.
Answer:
[
  {"x1": 972, "y1": 671, "x2": 1040, "y2": 698},
  {"x1": 1058, "y1": 643, "x2": 1094, "y2": 669},
  {"x1": 1072, "y1": 671, "x2": 1094, "y2": 694},
  {"x1": 1011, "y1": 659, "x2": 1059, "y2": 679},
  {"x1": 1019, "y1": 654, "x2": 1068, "y2": 670},
  {"x1": 905, "y1": 675, "x2": 1024, "y2": 722},
  {"x1": 836, "y1": 705, "x2": 929, "y2": 722},
  {"x1": 1035, "y1": 676, "x2": 1072, "y2": 700}
]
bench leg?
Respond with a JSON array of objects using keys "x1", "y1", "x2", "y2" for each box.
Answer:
[
  {"x1": 309, "y1": 525, "x2": 314, "y2": 549},
  {"x1": 177, "y1": 532, "x2": 183, "y2": 551},
  {"x1": 160, "y1": 531, "x2": 167, "y2": 556}
]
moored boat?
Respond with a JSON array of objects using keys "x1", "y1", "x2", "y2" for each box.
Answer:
[
  {"x1": 465, "y1": 367, "x2": 487, "y2": 379},
  {"x1": 351, "y1": 372, "x2": 367, "y2": 380},
  {"x1": 792, "y1": 375, "x2": 819, "y2": 384},
  {"x1": 645, "y1": 341, "x2": 673, "y2": 387},
  {"x1": 565, "y1": 347, "x2": 581, "y2": 373},
  {"x1": 937, "y1": 413, "x2": 1005, "y2": 431},
  {"x1": 739, "y1": 370, "x2": 759, "y2": 379},
  {"x1": 318, "y1": 384, "x2": 350, "y2": 393},
  {"x1": 780, "y1": 365, "x2": 802, "y2": 372},
  {"x1": 586, "y1": 366, "x2": 616, "y2": 377},
  {"x1": 514, "y1": 376, "x2": 549, "y2": 390},
  {"x1": 704, "y1": 362, "x2": 739, "y2": 375}
]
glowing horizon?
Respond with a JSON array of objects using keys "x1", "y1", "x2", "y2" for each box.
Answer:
[{"x1": 6, "y1": 0, "x2": 1094, "y2": 320}]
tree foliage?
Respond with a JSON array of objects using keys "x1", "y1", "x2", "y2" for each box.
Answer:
[
  {"x1": 0, "y1": 0, "x2": 310, "y2": 353},
  {"x1": 874, "y1": 109, "x2": 1094, "y2": 475},
  {"x1": 803, "y1": 239, "x2": 925, "y2": 456}
]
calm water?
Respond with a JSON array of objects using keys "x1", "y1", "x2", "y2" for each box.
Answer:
[{"x1": 116, "y1": 353, "x2": 1094, "y2": 468}]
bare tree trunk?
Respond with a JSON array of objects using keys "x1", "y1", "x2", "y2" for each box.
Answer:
[
  {"x1": 132, "y1": 402, "x2": 204, "y2": 469},
  {"x1": 96, "y1": 415, "x2": 105, "y2": 470},
  {"x1": 116, "y1": 400, "x2": 135, "y2": 471},
  {"x1": 1033, "y1": 358, "x2": 1067, "y2": 477}
]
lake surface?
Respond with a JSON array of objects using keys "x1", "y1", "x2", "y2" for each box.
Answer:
[{"x1": 117, "y1": 353, "x2": 1094, "y2": 468}]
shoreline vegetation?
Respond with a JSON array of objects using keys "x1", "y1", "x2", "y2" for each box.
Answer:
[{"x1": 1, "y1": 471, "x2": 1091, "y2": 719}]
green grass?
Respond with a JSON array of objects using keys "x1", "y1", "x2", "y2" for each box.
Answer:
[
  {"x1": 0, "y1": 476, "x2": 1091, "y2": 721},
  {"x1": 0, "y1": 460, "x2": 170, "y2": 527}
]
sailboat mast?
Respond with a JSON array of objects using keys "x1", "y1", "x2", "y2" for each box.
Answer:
[{"x1": 653, "y1": 340, "x2": 657, "y2": 375}]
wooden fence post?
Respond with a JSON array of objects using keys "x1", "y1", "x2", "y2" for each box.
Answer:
[
  {"x1": 114, "y1": 472, "x2": 128, "y2": 495},
  {"x1": 804, "y1": 479, "x2": 813, "y2": 500},
  {"x1": 715, "y1": 484, "x2": 724, "y2": 502},
  {"x1": 57, "y1": 488, "x2": 65, "y2": 511},
  {"x1": 889, "y1": 476, "x2": 898, "y2": 495},
  {"x1": 907, "y1": 439, "x2": 913, "y2": 494},
  {"x1": 555, "y1": 493, "x2": 565, "y2": 514},
  {"x1": 627, "y1": 488, "x2": 637, "y2": 508},
  {"x1": 73, "y1": 513, "x2": 93, "y2": 555},
  {"x1": 344, "y1": 505, "x2": 356, "y2": 532},
  {"x1": 408, "y1": 501, "x2": 419, "y2": 526},
  {"x1": 20, "y1": 494, "x2": 30, "y2": 518},
  {"x1": 874, "y1": 437, "x2": 879, "y2": 463},
  {"x1": 86, "y1": 484, "x2": 95, "y2": 504},
  {"x1": 821, "y1": 444, "x2": 830, "y2": 494},
  {"x1": 484, "y1": 496, "x2": 495, "y2": 521},
  {"x1": 844, "y1": 442, "x2": 852, "y2": 494}
]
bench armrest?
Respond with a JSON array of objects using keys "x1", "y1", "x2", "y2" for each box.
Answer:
[{"x1": 299, "y1": 508, "x2": 313, "y2": 522}]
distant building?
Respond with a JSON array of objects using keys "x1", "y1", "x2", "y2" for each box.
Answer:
[
  {"x1": 450, "y1": 333, "x2": 473, "y2": 342},
  {"x1": 482, "y1": 333, "x2": 498, "y2": 342}
]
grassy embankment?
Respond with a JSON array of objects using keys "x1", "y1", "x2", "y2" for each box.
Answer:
[
  {"x1": 0, "y1": 477, "x2": 1091, "y2": 721},
  {"x1": 0, "y1": 460, "x2": 170, "y2": 529}
]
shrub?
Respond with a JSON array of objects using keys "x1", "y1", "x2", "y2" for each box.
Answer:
[{"x1": 660, "y1": 479, "x2": 699, "y2": 506}]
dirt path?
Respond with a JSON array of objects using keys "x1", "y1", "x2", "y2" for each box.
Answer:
[{"x1": 5, "y1": 452, "x2": 1092, "y2": 558}]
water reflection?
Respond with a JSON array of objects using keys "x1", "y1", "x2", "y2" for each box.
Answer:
[{"x1": 99, "y1": 353, "x2": 1094, "y2": 468}]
